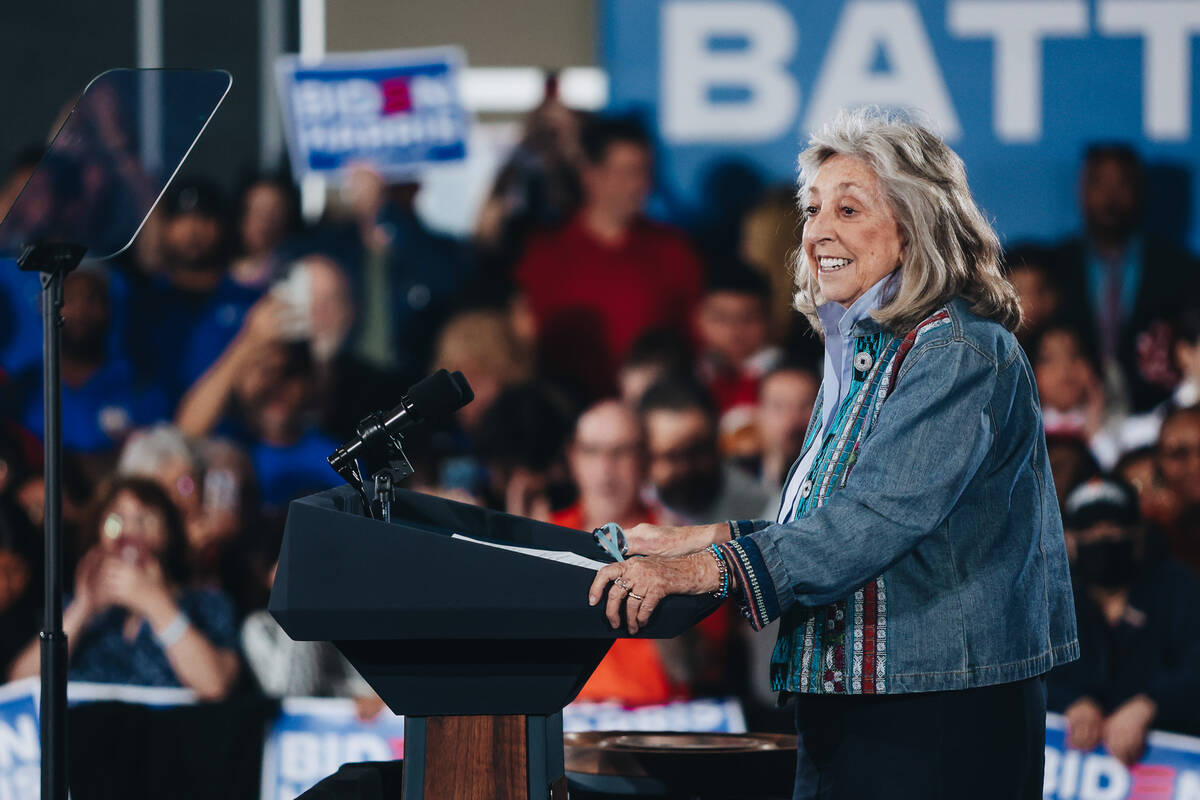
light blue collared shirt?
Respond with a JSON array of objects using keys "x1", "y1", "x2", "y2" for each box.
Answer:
[{"x1": 777, "y1": 271, "x2": 898, "y2": 523}]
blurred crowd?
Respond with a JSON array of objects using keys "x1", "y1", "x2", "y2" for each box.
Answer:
[{"x1": 0, "y1": 84, "x2": 1198, "y2": 748}]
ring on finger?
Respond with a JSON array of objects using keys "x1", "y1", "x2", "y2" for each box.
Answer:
[
  {"x1": 614, "y1": 577, "x2": 633, "y2": 592},
  {"x1": 628, "y1": 590, "x2": 644, "y2": 601}
]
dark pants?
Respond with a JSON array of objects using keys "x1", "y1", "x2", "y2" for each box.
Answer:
[{"x1": 791, "y1": 676, "x2": 1046, "y2": 800}]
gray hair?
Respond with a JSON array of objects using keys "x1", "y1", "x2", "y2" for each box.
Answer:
[
  {"x1": 117, "y1": 424, "x2": 197, "y2": 477},
  {"x1": 793, "y1": 108, "x2": 1021, "y2": 336}
]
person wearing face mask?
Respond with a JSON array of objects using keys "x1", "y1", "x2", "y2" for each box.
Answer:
[
  {"x1": 637, "y1": 378, "x2": 769, "y2": 527},
  {"x1": 587, "y1": 109, "x2": 1077, "y2": 799},
  {"x1": 1048, "y1": 476, "x2": 1200, "y2": 766}
]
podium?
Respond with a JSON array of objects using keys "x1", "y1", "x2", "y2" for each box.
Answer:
[{"x1": 270, "y1": 485, "x2": 720, "y2": 800}]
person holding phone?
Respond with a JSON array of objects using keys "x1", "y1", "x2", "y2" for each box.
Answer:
[{"x1": 9, "y1": 477, "x2": 240, "y2": 699}]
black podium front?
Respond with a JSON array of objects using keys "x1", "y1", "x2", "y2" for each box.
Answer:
[{"x1": 270, "y1": 486, "x2": 719, "y2": 799}]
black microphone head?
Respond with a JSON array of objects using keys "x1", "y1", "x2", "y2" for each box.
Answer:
[
  {"x1": 408, "y1": 369, "x2": 473, "y2": 420},
  {"x1": 448, "y1": 370, "x2": 474, "y2": 407}
]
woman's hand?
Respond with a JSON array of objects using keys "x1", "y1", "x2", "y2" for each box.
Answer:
[
  {"x1": 1064, "y1": 696, "x2": 1105, "y2": 752},
  {"x1": 94, "y1": 557, "x2": 171, "y2": 618},
  {"x1": 1104, "y1": 694, "x2": 1156, "y2": 767},
  {"x1": 624, "y1": 522, "x2": 728, "y2": 558},
  {"x1": 354, "y1": 692, "x2": 387, "y2": 722},
  {"x1": 68, "y1": 547, "x2": 108, "y2": 623},
  {"x1": 588, "y1": 551, "x2": 720, "y2": 634}
]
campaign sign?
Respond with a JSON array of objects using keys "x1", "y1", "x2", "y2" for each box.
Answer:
[
  {"x1": 0, "y1": 681, "x2": 39, "y2": 800},
  {"x1": 603, "y1": 0, "x2": 1200, "y2": 253},
  {"x1": 564, "y1": 697, "x2": 747, "y2": 734},
  {"x1": 276, "y1": 47, "x2": 470, "y2": 182},
  {"x1": 260, "y1": 697, "x2": 405, "y2": 800},
  {"x1": 1045, "y1": 712, "x2": 1200, "y2": 799}
]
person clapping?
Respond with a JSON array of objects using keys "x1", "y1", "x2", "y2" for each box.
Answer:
[
  {"x1": 8, "y1": 477, "x2": 240, "y2": 699},
  {"x1": 1049, "y1": 476, "x2": 1200, "y2": 766}
]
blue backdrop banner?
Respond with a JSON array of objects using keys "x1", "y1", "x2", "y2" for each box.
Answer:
[{"x1": 602, "y1": 0, "x2": 1200, "y2": 252}]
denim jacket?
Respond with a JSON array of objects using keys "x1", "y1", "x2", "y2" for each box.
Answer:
[{"x1": 719, "y1": 297, "x2": 1078, "y2": 695}]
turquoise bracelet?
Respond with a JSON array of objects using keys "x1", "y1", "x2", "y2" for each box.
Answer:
[{"x1": 708, "y1": 544, "x2": 730, "y2": 600}]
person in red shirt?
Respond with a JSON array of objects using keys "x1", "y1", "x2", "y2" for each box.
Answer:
[
  {"x1": 551, "y1": 399, "x2": 681, "y2": 706},
  {"x1": 515, "y1": 116, "x2": 703, "y2": 399}
]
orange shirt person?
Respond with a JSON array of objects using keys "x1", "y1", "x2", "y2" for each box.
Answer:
[{"x1": 552, "y1": 400, "x2": 682, "y2": 706}]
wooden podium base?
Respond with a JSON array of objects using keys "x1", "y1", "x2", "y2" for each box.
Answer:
[{"x1": 402, "y1": 713, "x2": 567, "y2": 800}]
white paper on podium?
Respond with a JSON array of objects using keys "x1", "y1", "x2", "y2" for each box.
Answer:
[{"x1": 450, "y1": 533, "x2": 607, "y2": 571}]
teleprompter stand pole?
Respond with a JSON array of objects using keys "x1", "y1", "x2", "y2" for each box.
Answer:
[
  {"x1": 0, "y1": 66, "x2": 231, "y2": 800},
  {"x1": 19, "y1": 242, "x2": 87, "y2": 800}
]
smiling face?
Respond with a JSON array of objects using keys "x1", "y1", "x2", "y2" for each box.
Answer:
[{"x1": 802, "y1": 154, "x2": 905, "y2": 308}]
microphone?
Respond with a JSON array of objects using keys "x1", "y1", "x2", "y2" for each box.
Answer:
[{"x1": 327, "y1": 369, "x2": 473, "y2": 476}]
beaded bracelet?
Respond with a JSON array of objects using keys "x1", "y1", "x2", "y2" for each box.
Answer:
[{"x1": 707, "y1": 544, "x2": 730, "y2": 600}]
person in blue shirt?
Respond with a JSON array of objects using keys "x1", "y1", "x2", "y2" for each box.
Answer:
[
  {"x1": 0, "y1": 261, "x2": 42, "y2": 378},
  {"x1": 4, "y1": 266, "x2": 167, "y2": 470},
  {"x1": 8, "y1": 476, "x2": 240, "y2": 698},
  {"x1": 123, "y1": 178, "x2": 261, "y2": 407},
  {"x1": 174, "y1": 298, "x2": 339, "y2": 513}
]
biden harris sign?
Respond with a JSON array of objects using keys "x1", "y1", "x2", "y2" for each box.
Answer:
[
  {"x1": 603, "y1": 0, "x2": 1200, "y2": 251},
  {"x1": 276, "y1": 47, "x2": 469, "y2": 182},
  {"x1": 1044, "y1": 713, "x2": 1200, "y2": 799}
]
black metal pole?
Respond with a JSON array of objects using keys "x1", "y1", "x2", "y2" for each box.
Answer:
[
  {"x1": 17, "y1": 243, "x2": 84, "y2": 800},
  {"x1": 39, "y1": 267, "x2": 68, "y2": 800}
]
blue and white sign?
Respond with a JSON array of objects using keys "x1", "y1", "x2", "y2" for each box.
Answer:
[
  {"x1": 276, "y1": 47, "x2": 470, "y2": 182},
  {"x1": 0, "y1": 679, "x2": 200, "y2": 800},
  {"x1": 603, "y1": 0, "x2": 1200, "y2": 252},
  {"x1": 564, "y1": 697, "x2": 747, "y2": 733},
  {"x1": 0, "y1": 681, "x2": 39, "y2": 800},
  {"x1": 260, "y1": 697, "x2": 406, "y2": 800},
  {"x1": 1045, "y1": 712, "x2": 1200, "y2": 799}
]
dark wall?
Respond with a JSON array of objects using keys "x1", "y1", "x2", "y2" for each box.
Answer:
[
  {"x1": 0, "y1": 0, "x2": 138, "y2": 167},
  {"x1": 0, "y1": 1, "x2": 296, "y2": 190},
  {"x1": 162, "y1": 1, "x2": 286, "y2": 186}
]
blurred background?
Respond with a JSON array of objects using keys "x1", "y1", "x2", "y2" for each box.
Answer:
[{"x1": 1, "y1": 1, "x2": 1199, "y2": 797}]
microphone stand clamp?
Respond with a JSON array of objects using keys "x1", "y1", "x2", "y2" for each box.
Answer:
[{"x1": 328, "y1": 410, "x2": 414, "y2": 519}]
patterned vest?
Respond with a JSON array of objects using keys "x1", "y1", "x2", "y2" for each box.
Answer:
[{"x1": 770, "y1": 308, "x2": 952, "y2": 695}]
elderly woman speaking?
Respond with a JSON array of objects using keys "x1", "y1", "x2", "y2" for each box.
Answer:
[{"x1": 588, "y1": 110, "x2": 1078, "y2": 799}]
